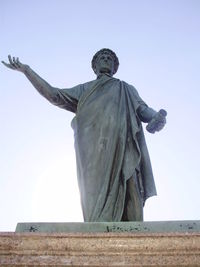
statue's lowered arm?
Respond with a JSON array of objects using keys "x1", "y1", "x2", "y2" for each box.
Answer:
[{"x1": 137, "y1": 104, "x2": 167, "y2": 134}]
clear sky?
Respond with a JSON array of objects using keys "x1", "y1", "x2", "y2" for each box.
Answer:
[{"x1": 1, "y1": 0, "x2": 200, "y2": 231}]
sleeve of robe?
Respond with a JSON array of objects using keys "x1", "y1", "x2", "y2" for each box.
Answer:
[
  {"x1": 47, "y1": 84, "x2": 84, "y2": 113},
  {"x1": 129, "y1": 85, "x2": 157, "y2": 123}
]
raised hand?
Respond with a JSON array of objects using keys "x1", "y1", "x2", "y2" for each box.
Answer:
[{"x1": 2, "y1": 55, "x2": 29, "y2": 73}]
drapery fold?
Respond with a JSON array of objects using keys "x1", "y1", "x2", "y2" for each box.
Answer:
[{"x1": 50, "y1": 75, "x2": 157, "y2": 221}]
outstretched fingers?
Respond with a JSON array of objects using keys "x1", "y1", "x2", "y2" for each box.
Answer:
[
  {"x1": 6, "y1": 55, "x2": 17, "y2": 69},
  {"x1": 12, "y1": 56, "x2": 21, "y2": 68},
  {"x1": 2, "y1": 55, "x2": 29, "y2": 73},
  {"x1": 1, "y1": 60, "x2": 12, "y2": 68},
  {"x1": 13, "y1": 57, "x2": 21, "y2": 68},
  {"x1": 1, "y1": 55, "x2": 15, "y2": 69},
  {"x1": 8, "y1": 55, "x2": 14, "y2": 65},
  {"x1": 16, "y1": 57, "x2": 23, "y2": 68},
  {"x1": 2, "y1": 55, "x2": 22, "y2": 70}
]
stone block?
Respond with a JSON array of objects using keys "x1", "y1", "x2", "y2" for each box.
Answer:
[{"x1": 1, "y1": 221, "x2": 200, "y2": 266}]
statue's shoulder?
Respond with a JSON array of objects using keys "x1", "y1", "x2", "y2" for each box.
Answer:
[
  {"x1": 120, "y1": 80, "x2": 139, "y2": 93},
  {"x1": 85, "y1": 79, "x2": 97, "y2": 86},
  {"x1": 82, "y1": 79, "x2": 97, "y2": 90}
]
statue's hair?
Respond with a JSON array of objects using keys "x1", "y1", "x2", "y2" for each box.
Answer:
[{"x1": 91, "y1": 48, "x2": 119, "y2": 75}]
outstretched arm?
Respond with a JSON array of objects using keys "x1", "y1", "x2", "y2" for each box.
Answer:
[{"x1": 2, "y1": 55, "x2": 59, "y2": 102}]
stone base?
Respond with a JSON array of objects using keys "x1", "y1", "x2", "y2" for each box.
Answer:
[
  {"x1": 1, "y1": 230, "x2": 200, "y2": 266},
  {"x1": 16, "y1": 220, "x2": 200, "y2": 233}
]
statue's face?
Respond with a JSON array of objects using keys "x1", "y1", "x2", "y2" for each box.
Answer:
[{"x1": 95, "y1": 52, "x2": 115, "y2": 76}]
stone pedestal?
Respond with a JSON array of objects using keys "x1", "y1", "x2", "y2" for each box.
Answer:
[{"x1": 0, "y1": 230, "x2": 200, "y2": 266}]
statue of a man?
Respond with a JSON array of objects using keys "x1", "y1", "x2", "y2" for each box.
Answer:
[{"x1": 2, "y1": 49, "x2": 166, "y2": 222}]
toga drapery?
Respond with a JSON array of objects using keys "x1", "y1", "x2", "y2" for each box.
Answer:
[{"x1": 49, "y1": 74, "x2": 157, "y2": 221}]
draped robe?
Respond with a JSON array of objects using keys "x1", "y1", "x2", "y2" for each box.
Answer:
[{"x1": 50, "y1": 74, "x2": 157, "y2": 221}]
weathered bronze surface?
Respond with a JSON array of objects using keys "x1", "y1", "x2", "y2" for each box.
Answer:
[{"x1": 2, "y1": 49, "x2": 167, "y2": 222}]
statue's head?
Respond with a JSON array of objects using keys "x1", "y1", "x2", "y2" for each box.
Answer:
[{"x1": 92, "y1": 48, "x2": 119, "y2": 76}]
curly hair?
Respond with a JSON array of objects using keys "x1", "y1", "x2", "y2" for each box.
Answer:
[{"x1": 91, "y1": 48, "x2": 119, "y2": 75}]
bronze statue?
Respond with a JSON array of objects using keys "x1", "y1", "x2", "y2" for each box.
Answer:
[{"x1": 2, "y1": 49, "x2": 166, "y2": 222}]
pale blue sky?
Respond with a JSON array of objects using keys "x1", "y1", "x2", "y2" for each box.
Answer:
[{"x1": 1, "y1": 0, "x2": 200, "y2": 231}]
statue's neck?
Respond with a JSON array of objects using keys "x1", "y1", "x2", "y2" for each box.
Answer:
[{"x1": 97, "y1": 73, "x2": 113, "y2": 79}]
